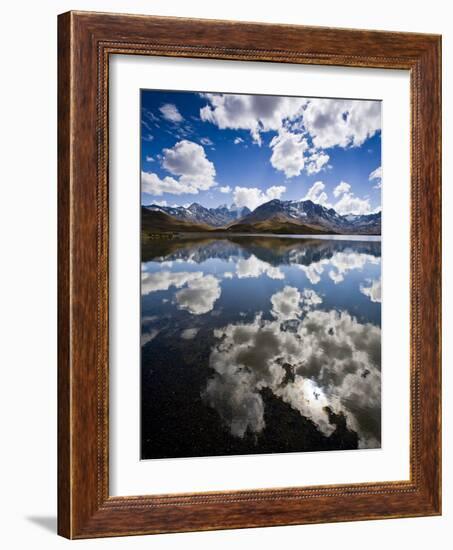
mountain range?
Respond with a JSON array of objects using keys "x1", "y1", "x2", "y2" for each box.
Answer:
[
  {"x1": 143, "y1": 199, "x2": 381, "y2": 235},
  {"x1": 142, "y1": 235, "x2": 381, "y2": 266}
]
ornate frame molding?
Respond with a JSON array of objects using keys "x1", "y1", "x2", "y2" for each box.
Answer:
[{"x1": 58, "y1": 11, "x2": 441, "y2": 538}]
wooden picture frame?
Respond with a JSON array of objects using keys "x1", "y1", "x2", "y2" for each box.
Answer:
[{"x1": 58, "y1": 10, "x2": 441, "y2": 539}]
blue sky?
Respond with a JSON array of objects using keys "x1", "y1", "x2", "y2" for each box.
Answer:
[{"x1": 141, "y1": 90, "x2": 382, "y2": 214}]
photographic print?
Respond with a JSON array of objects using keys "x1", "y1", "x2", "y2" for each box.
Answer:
[{"x1": 140, "y1": 90, "x2": 382, "y2": 460}]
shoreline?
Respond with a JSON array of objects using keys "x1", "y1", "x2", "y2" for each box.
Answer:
[{"x1": 153, "y1": 232, "x2": 382, "y2": 242}]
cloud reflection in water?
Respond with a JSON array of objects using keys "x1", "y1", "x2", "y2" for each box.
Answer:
[
  {"x1": 141, "y1": 236, "x2": 382, "y2": 456},
  {"x1": 204, "y1": 286, "x2": 381, "y2": 447}
]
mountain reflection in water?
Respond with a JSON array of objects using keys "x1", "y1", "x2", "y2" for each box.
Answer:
[{"x1": 141, "y1": 235, "x2": 381, "y2": 459}]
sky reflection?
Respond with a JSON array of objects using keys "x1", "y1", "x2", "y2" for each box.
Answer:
[{"x1": 141, "y1": 236, "x2": 381, "y2": 459}]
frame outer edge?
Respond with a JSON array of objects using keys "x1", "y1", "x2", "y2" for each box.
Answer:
[
  {"x1": 57, "y1": 10, "x2": 442, "y2": 538},
  {"x1": 427, "y1": 35, "x2": 442, "y2": 514},
  {"x1": 410, "y1": 37, "x2": 442, "y2": 515},
  {"x1": 57, "y1": 11, "x2": 73, "y2": 539},
  {"x1": 435, "y1": 35, "x2": 442, "y2": 515}
]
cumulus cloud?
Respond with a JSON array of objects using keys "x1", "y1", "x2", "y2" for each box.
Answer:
[
  {"x1": 303, "y1": 179, "x2": 374, "y2": 215},
  {"x1": 270, "y1": 286, "x2": 303, "y2": 321},
  {"x1": 369, "y1": 166, "x2": 382, "y2": 189},
  {"x1": 219, "y1": 185, "x2": 231, "y2": 194},
  {"x1": 203, "y1": 367, "x2": 265, "y2": 438},
  {"x1": 142, "y1": 172, "x2": 185, "y2": 196},
  {"x1": 305, "y1": 150, "x2": 330, "y2": 175},
  {"x1": 360, "y1": 279, "x2": 381, "y2": 303},
  {"x1": 236, "y1": 255, "x2": 284, "y2": 280},
  {"x1": 142, "y1": 140, "x2": 216, "y2": 195},
  {"x1": 200, "y1": 93, "x2": 307, "y2": 144},
  {"x1": 303, "y1": 181, "x2": 329, "y2": 206},
  {"x1": 162, "y1": 140, "x2": 215, "y2": 189},
  {"x1": 298, "y1": 262, "x2": 325, "y2": 285},
  {"x1": 303, "y1": 99, "x2": 381, "y2": 149},
  {"x1": 333, "y1": 191, "x2": 373, "y2": 215},
  {"x1": 300, "y1": 288, "x2": 323, "y2": 311},
  {"x1": 333, "y1": 181, "x2": 351, "y2": 198},
  {"x1": 181, "y1": 328, "x2": 199, "y2": 340},
  {"x1": 270, "y1": 286, "x2": 322, "y2": 321},
  {"x1": 204, "y1": 289, "x2": 381, "y2": 446},
  {"x1": 199, "y1": 94, "x2": 380, "y2": 187},
  {"x1": 150, "y1": 199, "x2": 167, "y2": 207},
  {"x1": 175, "y1": 274, "x2": 221, "y2": 315},
  {"x1": 298, "y1": 250, "x2": 380, "y2": 285},
  {"x1": 141, "y1": 270, "x2": 203, "y2": 295},
  {"x1": 269, "y1": 129, "x2": 308, "y2": 178},
  {"x1": 233, "y1": 185, "x2": 286, "y2": 211},
  {"x1": 159, "y1": 103, "x2": 184, "y2": 122},
  {"x1": 330, "y1": 180, "x2": 377, "y2": 215},
  {"x1": 328, "y1": 252, "x2": 379, "y2": 284}
]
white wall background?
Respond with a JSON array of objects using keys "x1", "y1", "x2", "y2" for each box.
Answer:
[{"x1": 0, "y1": 0, "x2": 450, "y2": 547}]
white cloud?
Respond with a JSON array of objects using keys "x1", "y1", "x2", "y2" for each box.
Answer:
[
  {"x1": 219, "y1": 185, "x2": 231, "y2": 194},
  {"x1": 298, "y1": 263, "x2": 325, "y2": 285},
  {"x1": 266, "y1": 185, "x2": 286, "y2": 200},
  {"x1": 333, "y1": 181, "x2": 351, "y2": 198},
  {"x1": 298, "y1": 250, "x2": 380, "y2": 285},
  {"x1": 303, "y1": 99, "x2": 381, "y2": 149},
  {"x1": 270, "y1": 286, "x2": 322, "y2": 322},
  {"x1": 302, "y1": 179, "x2": 376, "y2": 215},
  {"x1": 141, "y1": 270, "x2": 203, "y2": 295},
  {"x1": 175, "y1": 275, "x2": 221, "y2": 315},
  {"x1": 181, "y1": 328, "x2": 199, "y2": 340},
  {"x1": 331, "y1": 180, "x2": 377, "y2": 215},
  {"x1": 142, "y1": 140, "x2": 216, "y2": 195},
  {"x1": 271, "y1": 286, "x2": 301, "y2": 320},
  {"x1": 145, "y1": 155, "x2": 155, "y2": 162},
  {"x1": 159, "y1": 103, "x2": 183, "y2": 122},
  {"x1": 141, "y1": 328, "x2": 160, "y2": 346},
  {"x1": 269, "y1": 129, "x2": 308, "y2": 178},
  {"x1": 236, "y1": 255, "x2": 284, "y2": 280},
  {"x1": 141, "y1": 172, "x2": 186, "y2": 196},
  {"x1": 303, "y1": 181, "x2": 329, "y2": 206},
  {"x1": 369, "y1": 166, "x2": 382, "y2": 189},
  {"x1": 203, "y1": 293, "x2": 381, "y2": 446},
  {"x1": 199, "y1": 95, "x2": 381, "y2": 195},
  {"x1": 334, "y1": 191, "x2": 373, "y2": 215},
  {"x1": 151, "y1": 199, "x2": 167, "y2": 207},
  {"x1": 141, "y1": 265, "x2": 221, "y2": 314},
  {"x1": 300, "y1": 288, "x2": 323, "y2": 311},
  {"x1": 233, "y1": 185, "x2": 286, "y2": 211},
  {"x1": 306, "y1": 150, "x2": 330, "y2": 175},
  {"x1": 329, "y1": 251, "x2": 378, "y2": 284},
  {"x1": 200, "y1": 137, "x2": 213, "y2": 146},
  {"x1": 369, "y1": 166, "x2": 382, "y2": 181},
  {"x1": 360, "y1": 279, "x2": 381, "y2": 303},
  {"x1": 200, "y1": 93, "x2": 307, "y2": 144},
  {"x1": 162, "y1": 140, "x2": 215, "y2": 187}
]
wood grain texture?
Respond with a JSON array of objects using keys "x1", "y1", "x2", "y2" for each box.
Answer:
[
  {"x1": 57, "y1": 10, "x2": 442, "y2": 539},
  {"x1": 57, "y1": 11, "x2": 72, "y2": 538}
]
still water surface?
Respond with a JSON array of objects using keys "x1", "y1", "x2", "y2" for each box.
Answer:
[{"x1": 141, "y1": 235, "x2": 381, "y2": 459}]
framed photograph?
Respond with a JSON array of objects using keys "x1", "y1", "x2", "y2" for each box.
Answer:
[{"x1": 58, "y1": 11, "x2": 441, "y2": 538}]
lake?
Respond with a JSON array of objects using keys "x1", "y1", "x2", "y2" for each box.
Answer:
[{"x1": 141, "y1": 235, "x2": 381, "y2": 460}]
